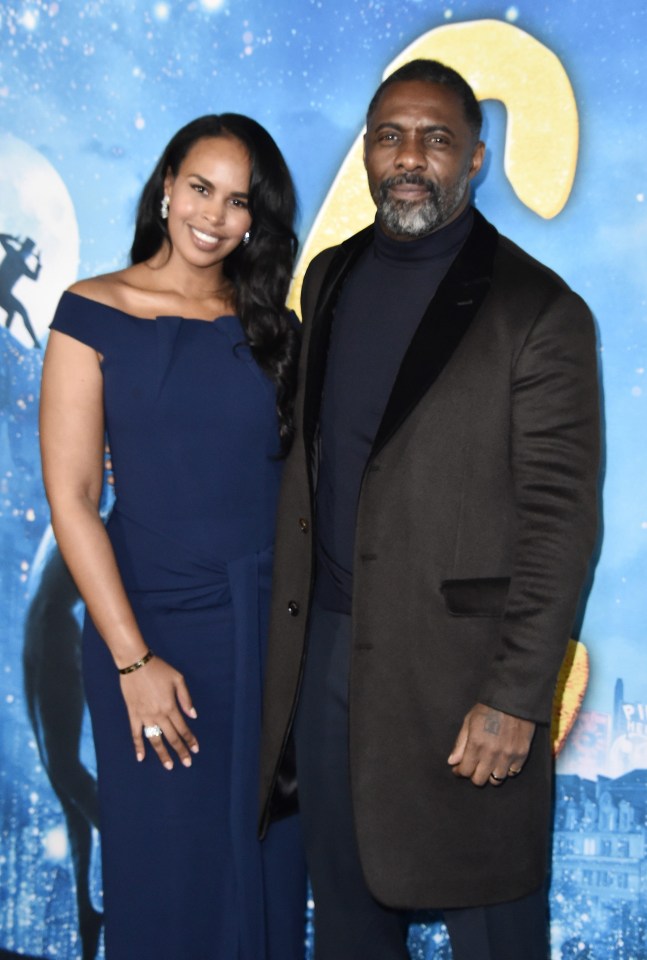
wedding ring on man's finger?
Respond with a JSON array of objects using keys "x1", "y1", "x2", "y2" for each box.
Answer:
[
  {"x1": 143, "y1": 724, "x2": 163, "y2": 739},
  {"x1": 508, "y1": 768, "x2": 522, "y2": 777},
  {"x1": 489, "y1": 772, "x2": 506, "y2": 782}
]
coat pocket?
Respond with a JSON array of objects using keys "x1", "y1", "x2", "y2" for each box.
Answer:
[{"x1": 440, "y1": 577, "x2": 511, "y2": 617}]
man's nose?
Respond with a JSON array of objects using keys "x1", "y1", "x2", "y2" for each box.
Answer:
[{"x1": 394, "y1": 136, "x2": 427, "y2": 171}]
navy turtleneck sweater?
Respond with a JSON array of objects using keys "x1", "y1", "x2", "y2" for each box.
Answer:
[{"x1": 314, "y1": 205, "x2": 474, "y2": 614}]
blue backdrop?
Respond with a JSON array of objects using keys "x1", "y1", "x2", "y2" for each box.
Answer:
[{"x1": 0, "y1": 2, "x2": 645, "y2": 958}]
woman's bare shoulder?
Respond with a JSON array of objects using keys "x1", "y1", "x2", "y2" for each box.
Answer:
[
  {"x1": 67, "y1": 265, "x2": 161, "y2": 316},
  {"x1": 68, "y1": 270, "x2": 128, "y2": 302}
]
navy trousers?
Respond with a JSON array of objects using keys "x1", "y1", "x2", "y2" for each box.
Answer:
[{"x1": 294, "y1": 603, "x2": 549, "y2": 960}]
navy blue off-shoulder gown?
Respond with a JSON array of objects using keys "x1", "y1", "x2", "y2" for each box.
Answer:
[{"x1": 50, "y1": 292, "x2": 306, "y2": 960}]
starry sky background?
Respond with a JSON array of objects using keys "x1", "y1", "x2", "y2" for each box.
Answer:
[
  {"x1": 1, "y1": 0, "x2": 644, "y2": 711},
  {"x1": 0, "y1": 1, "x2": 645, "y2": 957}
]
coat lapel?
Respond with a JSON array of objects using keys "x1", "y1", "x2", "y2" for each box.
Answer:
[
  {"x1": 371, "y1": 210, "x2": 499, "y2": 457},
  {"x1": 302, "y1": 225, "x2": 373, "y2": 470},
  {"x1": 301, "y1": 210, "x2": 500, "y2": 471}
]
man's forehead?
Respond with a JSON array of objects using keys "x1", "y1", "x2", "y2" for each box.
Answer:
[{"x1": 368, "y1": 80, "x2": 464, "y2": 126}]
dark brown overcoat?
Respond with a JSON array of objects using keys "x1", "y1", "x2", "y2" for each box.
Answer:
[{"x1": 259, "y1": 210, "x2": 600, "y2": 909}]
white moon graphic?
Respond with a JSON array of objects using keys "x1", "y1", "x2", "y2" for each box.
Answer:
[{"x1": 0, "y1": 134, "x2": 79, "y2": 349}]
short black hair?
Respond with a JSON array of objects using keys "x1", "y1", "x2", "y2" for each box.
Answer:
[{"x1": 366, "y1": 59, "x2": 483, "y2": 142}]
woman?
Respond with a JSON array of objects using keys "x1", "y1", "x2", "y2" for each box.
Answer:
[{"x1": 40, "y1": 114, "x2": 305, "y2": 959}]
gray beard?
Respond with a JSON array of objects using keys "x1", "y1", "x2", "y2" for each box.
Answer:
[{"x1": 377, "y1": 172, "x2": 470, "y2": 239}]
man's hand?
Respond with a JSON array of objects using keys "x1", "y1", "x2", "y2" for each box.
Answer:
[{"x1": 447, "y1": 703, "x2": 536, "y2": 787}]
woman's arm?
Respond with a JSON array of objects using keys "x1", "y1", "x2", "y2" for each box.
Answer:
[{"x1": 40, "y1": 330, "x2": 199, "y2": 770}]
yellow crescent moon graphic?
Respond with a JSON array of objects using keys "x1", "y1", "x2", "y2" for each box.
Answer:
[
  {"x1": 552, "y1": 638, "x2": 590, "y2": 756},
  {"x1": 289, "y1": 18, "x2": 579, "y2": 312}
]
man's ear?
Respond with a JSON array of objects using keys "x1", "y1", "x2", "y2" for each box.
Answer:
[
  {"x1": 469, "y1": 141, "x2": 486, "y2": 181},
  {"x1": 362, "y1": 133, "x2": 368, "y2": 172}
]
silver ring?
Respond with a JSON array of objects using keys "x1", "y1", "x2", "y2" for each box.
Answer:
[
  {"x1": 143, "y1": 724, "x2": 163, "y2": 739},
  {"x1": 489, "y1": 772, "x2": 506, "y2": 782}
]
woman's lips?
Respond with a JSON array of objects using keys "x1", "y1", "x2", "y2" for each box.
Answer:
[{"x1": 190, "y1": 226, "x2": 221, "y2": 249}]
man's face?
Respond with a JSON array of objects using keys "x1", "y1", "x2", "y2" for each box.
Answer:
[{"x1": 363, "y1": 79, "x2": 485, "y2": 241}]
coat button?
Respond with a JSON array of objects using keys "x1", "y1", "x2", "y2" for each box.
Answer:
[
  {"x1": 288, "y1": 601, "x2": 300, "y2": 617},
  {"x1": 298, "y1": 517, "x2": 309, "y2": 533}
]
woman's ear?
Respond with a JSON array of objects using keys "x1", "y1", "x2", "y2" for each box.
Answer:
[{"x1": 163, "y1": 168, "x2": 174, "y2": 199}]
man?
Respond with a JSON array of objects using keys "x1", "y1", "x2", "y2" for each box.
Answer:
[{"x1": 260, "y1": 59, "x2": 600, "y2": 959}]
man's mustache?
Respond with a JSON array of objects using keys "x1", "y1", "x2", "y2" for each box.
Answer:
[{"x1": 379, "y1": 174, "x2": 438, "y2": 198}]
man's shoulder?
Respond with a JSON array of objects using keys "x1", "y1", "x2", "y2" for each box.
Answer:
[
  {"x1": 492, "y1": 229, "x2": 573, "y2": 296},
  {"x1": 300, "y1": 248, "x2": 337, "y2": 323},
  {"x1": 465, "y1": 211, "x2": 592, "y2": 330},
  {"x1": 304, "y1": 224, "x2": 374, "y2": 279},
  {"x1": 479, "y1": 223, "x2": 594, "y2": 338},
  {"x1": 303, "y1": 245, "x2": 340, "y2": 284},
  {"x1": 301, "y1": 225, "x2": 374, "y2": 320}
]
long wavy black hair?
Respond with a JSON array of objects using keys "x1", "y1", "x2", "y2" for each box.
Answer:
[{"x1": 130, "y1": 114, "x2": 300, "y2": 453}]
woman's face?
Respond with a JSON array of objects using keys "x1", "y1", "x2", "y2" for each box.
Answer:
[{"x1": 163, "y1": 135, "x2": 253, "y2": 269}]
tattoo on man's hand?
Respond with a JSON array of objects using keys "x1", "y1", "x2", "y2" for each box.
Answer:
[{"x1": 483, "y1": 713, "x2": 501, "y2": 735}]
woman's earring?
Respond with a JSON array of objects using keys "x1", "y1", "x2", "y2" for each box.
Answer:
[
  {"x1": 242, "y1": 231, "x2": 250, "y2": 246},
  {"x1": 160, "y1": 195, "x2": 170, "y2": 220}
]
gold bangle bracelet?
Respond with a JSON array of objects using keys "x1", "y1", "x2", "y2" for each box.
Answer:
[{"x1": 118, "y1": 649, "x2": 154, "y2": 675}]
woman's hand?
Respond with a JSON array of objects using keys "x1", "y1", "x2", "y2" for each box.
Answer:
[{"x1": 120, "y1": 656, "x2": 199, "y2": 770}]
